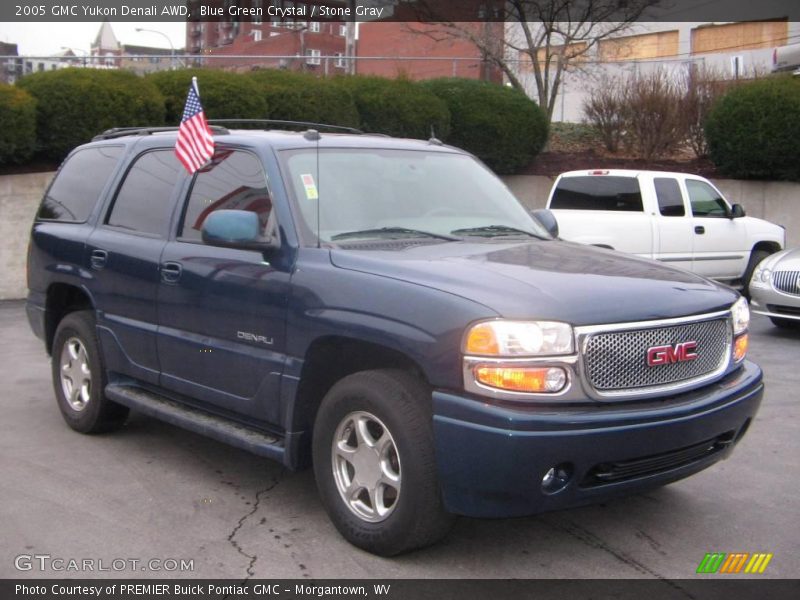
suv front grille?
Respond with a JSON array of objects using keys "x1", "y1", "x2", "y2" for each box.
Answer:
[
  {"x1": 583, "y1": 318, "x2": 731, "y2": 394},
  {"x1": 772, "y1": 270, "x2": 800, "y2": 296}
]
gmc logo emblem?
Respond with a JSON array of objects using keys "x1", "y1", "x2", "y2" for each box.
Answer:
[{"x1": 646, "y1": 341, "x2": 698, "y2": 367}]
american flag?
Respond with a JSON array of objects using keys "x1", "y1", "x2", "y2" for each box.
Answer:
[{"x1": 175, "y1": 77, "x2": 214, "y2": 174}]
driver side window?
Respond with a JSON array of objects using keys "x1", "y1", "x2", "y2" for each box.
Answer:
[
  {"x1": 179, "y1": 149, "x2": 274, "y2": 242},
  {"x1": 686, "y1": 179, "x2": 729, "y2": 218}
]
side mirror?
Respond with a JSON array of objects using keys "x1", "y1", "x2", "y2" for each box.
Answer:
[
  {"x1": 730, "y1": 204, "x2": 746, "y2": 219},
  {"x1": 532, "y1": 208, "x2": 559, "y2": 238},
  {"x1": 201, "y1": 210, "x2": 279, "y2": 251}
]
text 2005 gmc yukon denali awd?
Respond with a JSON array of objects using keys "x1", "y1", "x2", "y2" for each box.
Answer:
[{"x1": 27, "y1": 124, "x2": 763, "y2": 556}]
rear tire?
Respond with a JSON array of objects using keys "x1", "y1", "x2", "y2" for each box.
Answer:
[
  {"x1": 312, "y1": 369, "x2": 454, "y2": 556},
  {"x1": 51, "y1": 310, "x2": 129, "y2": 433}
]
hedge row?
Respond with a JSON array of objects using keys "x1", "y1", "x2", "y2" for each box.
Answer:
[
  {"x1": 705, "y1": 76, "x2": 800, "y2": 181},
  {"x1": 0, "y1": 83, "x2": 37, "y2": 164},
  {"x1": 8, "y1": 67, "x2": 549, "y2": 174}
]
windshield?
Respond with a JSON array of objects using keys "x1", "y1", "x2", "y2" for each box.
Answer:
[{"x1": 280, "y1": 148, "x2": 549, "y2": 244}]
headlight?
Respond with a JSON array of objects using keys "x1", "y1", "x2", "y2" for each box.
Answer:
[
  {"x1": 463, "y1": 320, "x2": 574, "y2": 356},
  {"x1": 750, "y1": 264, "x2": 771, "y2": 285},
  {"x1": 731, "y1": 297, "x2": 750, "y2": 336}
]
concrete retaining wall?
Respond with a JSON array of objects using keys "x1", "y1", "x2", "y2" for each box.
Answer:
[
  {"x1": 0, "y1": 172, "x2": 55, "y2": 300},
  {"x1": 0, "y1": 171, "x2": 798, "y2": 299}
]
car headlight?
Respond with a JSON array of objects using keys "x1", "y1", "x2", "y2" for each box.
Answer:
[
  {"x1": 750, "y1": 264, "x2": 771, "y2": 285},
  {"x1": 731, "y1": 297, "x2": 750, "y2": 363},
  {"x1": 731, "y1": 297, "x2": 750, "y2": 336},
  {"x1": 463, "y1": 320, "x2": 574, "y2": 356}
]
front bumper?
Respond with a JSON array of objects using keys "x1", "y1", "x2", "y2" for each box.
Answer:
[
  {"x1": 750, "y1": 285, "x2": 800, "y2": 321},
  {"x1": 432, "y1": 360, "x2": 763, "y2": 518}
]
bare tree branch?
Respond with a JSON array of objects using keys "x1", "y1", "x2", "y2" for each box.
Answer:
[{"x1": 407, "y1": 0, "x2": 661, "y2": 122}]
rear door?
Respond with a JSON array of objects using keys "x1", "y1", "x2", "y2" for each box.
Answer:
[
  {"x1": 684, "y1": 177, "x2": 749, "y2": 280},
  {"x1": 651, "y1": 176, "x2": 694, "y2": 270},
  {"x1": 549, "y1": 174, "x2": 655, "y2": 256},
  {"x1": 156, "y1": 148, "x2": 291, "y2": 425},
  {"x1": 86, "y1": 148, "x2": 183, "y2": 385}
]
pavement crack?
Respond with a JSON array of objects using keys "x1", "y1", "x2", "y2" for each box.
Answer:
[
  {"x1": 544, "y1": 519, "x2": 698, "y2": 599},
  {"x1": 227, "y1": 470, "x2": 285, "y2": 582}
]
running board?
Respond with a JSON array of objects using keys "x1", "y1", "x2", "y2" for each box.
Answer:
[{"x1": 105, "y1": 384, "x2": 284, "y2": 462}]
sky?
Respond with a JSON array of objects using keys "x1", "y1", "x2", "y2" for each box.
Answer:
[{"x1": 0, "y1": 22, "x2": 186, "y2": 56}]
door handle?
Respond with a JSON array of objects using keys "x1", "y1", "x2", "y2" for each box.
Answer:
[
  {"x1": 161, "y1": 261, "x2": 183, "y2": 283},
  {"x1": 694, "y1": 226, "x2": 705, "y2": 235},
  {"x1": 90, "y1": 249, "x2": 108, "y2": 270}
]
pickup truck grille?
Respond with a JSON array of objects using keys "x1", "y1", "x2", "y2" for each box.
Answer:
[
  {"x1": 772, "y1": 270, "x2": 800, "y2": 296},
  {"x1": 583, "y1": 317, "x2": 731, "y2": 395}
]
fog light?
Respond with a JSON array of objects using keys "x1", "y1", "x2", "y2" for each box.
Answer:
[
  {"x1": 541, "y1": 463, "x2": 572, "y2": 494},
  {"x1": 474, "y1": 366, "x2": 568, "y2": 393},
  {"x1": 733, "y1": 333, "x2": 749, "y2": 363}
]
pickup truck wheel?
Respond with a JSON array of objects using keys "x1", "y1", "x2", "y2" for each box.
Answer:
[
  {"x1": 51, "y1": 311, "x2": 129, "y2": 433},
  {"x1": 743, "y1": 249, "x2": 771, "y2": 298},
  {"x1": 312, "y1": 369, "x2": 454, "y2": 556}
]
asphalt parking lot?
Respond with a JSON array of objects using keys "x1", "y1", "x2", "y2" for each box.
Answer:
[{"x1": 1, "y1": 299, "x2": 798, "y2": 580}]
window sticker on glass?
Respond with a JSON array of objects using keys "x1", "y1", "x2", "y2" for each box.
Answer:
[{"x1": 301, "y1": 173, "x2": 319, "y2": 200}]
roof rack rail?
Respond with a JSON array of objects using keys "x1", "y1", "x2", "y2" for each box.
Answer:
[
  {"x1": 92, "y1": 125, "x2": 230, "y2": 141},
  {"x1": 207, "y1": 119, "x2": 364, "y2": 135}
]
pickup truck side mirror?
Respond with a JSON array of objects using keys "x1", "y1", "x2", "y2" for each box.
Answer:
[
  {"x1": 201, "y1": 209, "x2": 280, "y2": 251},
  {"x1": 532, "y1": 208, "x2": 559, "y2": 238},
  {"x1": 729, "y1": 204, "x2": 746, "y2": 219}
]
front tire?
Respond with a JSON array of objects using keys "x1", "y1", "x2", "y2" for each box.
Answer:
[
  {"x1": 51, "y1": 310, "x2": 129, "y2": 433},
  {"x1": 312, "y1": 369, "x2": 454, "y2": 556}
]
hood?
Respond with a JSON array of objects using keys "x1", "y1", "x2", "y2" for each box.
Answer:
[{"x1": 330, "y1": 239, "x2": 739, "y2": 326}]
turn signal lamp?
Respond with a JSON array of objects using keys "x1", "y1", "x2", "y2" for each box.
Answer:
[{"x1": 475, "y1": 366, "x2": 567, "y2": 394}]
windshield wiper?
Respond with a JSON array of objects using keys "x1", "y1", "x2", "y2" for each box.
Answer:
[
  {"x1": 450, "y1": 225, "x2": 544, "y2": 239},
  {"x1": 331, "y1": 227, "x2": 461, "y2": 241}
]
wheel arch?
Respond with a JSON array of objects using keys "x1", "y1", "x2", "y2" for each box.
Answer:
[
  {"x1": 45, "y1": 283, "x2": 95, "y2": 354},
  {"x1": 288, "y1": 336, "x2": 430, "y2": 464}
]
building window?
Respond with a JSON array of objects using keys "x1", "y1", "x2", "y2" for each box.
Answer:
[
  {"x1": 334, "y1": 52, "x2": 346, "y2": 68},
  {"x1": 306, "y1": 49, "x2": 321, "y2": 65},
  {"x1": 252, "y1": 29, "x2": 262, "y2": 42},
  {"x1": 309, "y1": 21, "x2": 320, "y2": 33},
  {"x1": 339, "y1": 24, "x2": 347, "y2": 37}
]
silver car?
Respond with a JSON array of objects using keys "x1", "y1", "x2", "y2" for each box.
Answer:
[{"x1": 749, "y1": 247, "x2": 800, "y2": 329}]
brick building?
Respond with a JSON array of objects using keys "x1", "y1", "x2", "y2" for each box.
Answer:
[{"x1": 186, "y1": 1, "x2": 349, "y2": 73}]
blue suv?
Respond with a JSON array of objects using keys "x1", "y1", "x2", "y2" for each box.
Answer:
[{"x1": 26, "y1": 123, "x2": 763, "y2": 555}]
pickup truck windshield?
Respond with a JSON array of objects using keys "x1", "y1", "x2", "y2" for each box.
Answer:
[
  {"x1": 551, "y1": 176, "x2": 643, "y2": 212},
  {"x1": 280, "y1": 148, "x2": 548, "y2": 244}
]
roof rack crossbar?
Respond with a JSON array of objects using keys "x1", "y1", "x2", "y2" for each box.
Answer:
[
  {"x1": 207, "y1": 119, "x2": 364, "y2": 135},
  {"x1": 92, "y1": 125, "x2": 230, "y2": 141}
]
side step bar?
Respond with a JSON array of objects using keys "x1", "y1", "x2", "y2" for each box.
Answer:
[{"x1": 105, "y1": 384, "x2": 285, "y2": 462}]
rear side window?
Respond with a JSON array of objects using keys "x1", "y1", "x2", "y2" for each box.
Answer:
[
  {"x1": 37, "y1": 146, "x2": 122, "y2": 222},
  {"x1": 686, "y1": 179, "x2": 729, "y2": 218},
  {"x1": 550, "y1": 176, "x2": 643, "y2": 211},
  {"x1": 654, "y1": 177, "x2": 685, "y2": 217},
  {"x1": 179, "y1": 150, "x2": 272, "y2": 242},
  {"x1": 106, "y1": 150, "x2": 182, "y2": 236}
]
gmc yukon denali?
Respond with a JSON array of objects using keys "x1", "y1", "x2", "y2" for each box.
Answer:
[{"x1": 26, "y1": 125, "x2": 763, "y2": 556}]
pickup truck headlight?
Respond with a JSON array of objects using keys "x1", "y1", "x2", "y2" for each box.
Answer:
[
  {"x1": 731, "y1": 297, "x2": 749, "y2": 363},
  {"x1": 464, "y1": 320, "x2": 574, "y2": 357}
]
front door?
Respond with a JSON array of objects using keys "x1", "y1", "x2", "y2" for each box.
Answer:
[
  {"x1": 685, "y1": 178, "x2": 748, "y2": 280},
  {"x1": 156, "y1": 149, "x2": 291, "y2": 425}
]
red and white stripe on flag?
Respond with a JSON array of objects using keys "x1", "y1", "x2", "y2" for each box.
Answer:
[{"x1": 175, "y1": 77, "x2": 215, "y2": 174}]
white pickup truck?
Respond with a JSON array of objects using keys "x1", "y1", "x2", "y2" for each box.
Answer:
[{"x1": 543, "y1": 169, "x2": 785, "y2": 291}]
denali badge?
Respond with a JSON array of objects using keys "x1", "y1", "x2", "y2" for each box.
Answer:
[{"x1": 647, "y1": 341, "x2": 698, "y2": 367}]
